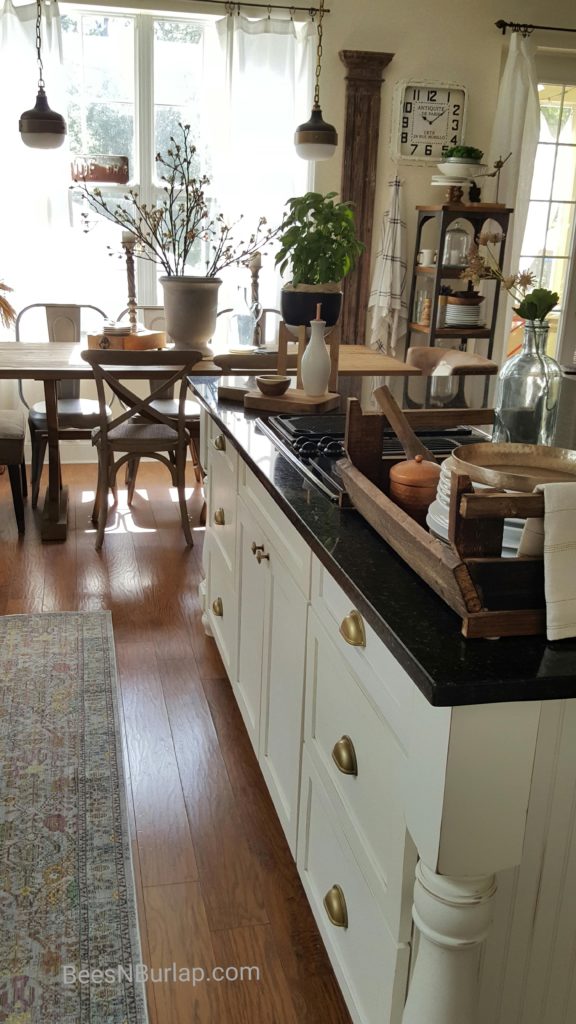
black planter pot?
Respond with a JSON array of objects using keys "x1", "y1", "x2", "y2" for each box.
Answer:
[{"x1": 281, "y1": 286, "x2": 342, "y2": 328}]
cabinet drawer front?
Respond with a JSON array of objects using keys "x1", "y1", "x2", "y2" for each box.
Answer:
[
  {"x1": 306, "y1": 609, "x2": 415, "y2": 939},
  {"x1": 240, "y1": 464, "x2": 311, "y2": 595},
  {"x1": 204, "y1": 532, "x2": 237, "y2": 680},
  {"x1": 312, "y1": 559, "x2": 413, "y2": 749},
  {"x1": 297, "y1": 754, "x2": 410, "y2": 1024}
]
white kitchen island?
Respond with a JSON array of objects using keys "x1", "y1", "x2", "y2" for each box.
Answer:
[{"x1": 192, "y1": 379, "x2": 576, "y2": 1024}]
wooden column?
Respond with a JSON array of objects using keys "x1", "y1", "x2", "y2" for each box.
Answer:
[{"x1": 339, "y1": 50, "x2": 394, "y2": 345}]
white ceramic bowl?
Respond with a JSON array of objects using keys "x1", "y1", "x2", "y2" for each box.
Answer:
[{"x1": 436, "y1": 161, "x2": 487, "y2": 179}]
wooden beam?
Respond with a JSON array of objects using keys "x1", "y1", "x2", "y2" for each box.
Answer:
[{"x1": 339, "y1": 50, "x2": 394, "y2": 345}]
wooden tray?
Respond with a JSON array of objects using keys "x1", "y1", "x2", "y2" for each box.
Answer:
[{"x1": 340, "y1": 399, "x2": 546, "y2": 638}]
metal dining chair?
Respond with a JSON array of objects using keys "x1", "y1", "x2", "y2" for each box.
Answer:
[
  {"x1": 81, "y1": 349, "x2": 203, "y2": 550},
  {"x1": 0, "y1": 409, "x2": 27, "y2": 534},
  {"x1": 15, "y1": 302, "x2": 110, "y2": 507}
]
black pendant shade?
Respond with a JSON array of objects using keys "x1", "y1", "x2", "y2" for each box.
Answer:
[
  {"x1": 294, "y1": 104, "x2": 338, "y2": 161},
  {"x1": 20, "y1": 87, "x2": 67, "y2": 149}
]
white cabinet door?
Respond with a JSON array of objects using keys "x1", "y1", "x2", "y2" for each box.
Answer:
[
  {"x1": 259, "y1": 547, "x2": 307, "y2": 855},
  {"x1": 234, "y1": 496, "x2": 267, "y2": 753}
]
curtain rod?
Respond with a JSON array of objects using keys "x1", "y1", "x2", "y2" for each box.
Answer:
[
  {"x1": 495, "y1": 19, "x2": 576, "y2": 36},
  {"x1": 184, "y1": 2, "x2": 330, "y2": 12}
]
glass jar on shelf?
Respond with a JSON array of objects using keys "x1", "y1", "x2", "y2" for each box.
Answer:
[{"x1": 442, "y1": 220, "x2": 471, "y2": 268}]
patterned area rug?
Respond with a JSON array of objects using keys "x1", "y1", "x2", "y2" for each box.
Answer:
[{"x1": 0, "y1": 612, "x2": 148, "y2": 1023}]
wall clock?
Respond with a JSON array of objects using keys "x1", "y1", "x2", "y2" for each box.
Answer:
[{"x1": 391, "y1": 81, "x2": 467, "y2": 163}]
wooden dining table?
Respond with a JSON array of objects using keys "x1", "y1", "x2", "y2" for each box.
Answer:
[{"x1": 0, "y1": 340, "x2": 420, "y2": 541}]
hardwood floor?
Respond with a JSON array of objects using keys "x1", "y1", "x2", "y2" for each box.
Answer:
[{"x1": 0, "y1": 463, "x2": 352, "y2": 1024}]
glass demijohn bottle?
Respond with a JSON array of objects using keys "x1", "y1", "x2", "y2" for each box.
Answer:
[{"x1": 492, "y1": 321, "x2": 562, "y2": 446}]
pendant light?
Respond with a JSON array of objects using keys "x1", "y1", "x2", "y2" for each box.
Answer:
[
  {"x1": 19, "y1": 0, "x2": 67, "y2": 149},
  {"x1": 294, "y1": 1, "x2": 337, "y2": 161}
]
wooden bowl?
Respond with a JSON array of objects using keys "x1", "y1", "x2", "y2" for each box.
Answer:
[{"x1": 255, "y1": 374, "x2": 291, "y2": 397}]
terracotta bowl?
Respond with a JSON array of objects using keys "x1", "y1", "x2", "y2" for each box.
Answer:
[{"x1": 256, "y1": 374, "x2": 291, "y2": 397}]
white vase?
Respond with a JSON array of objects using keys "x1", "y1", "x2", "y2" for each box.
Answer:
[
  {"x1": 160, "y1": 276, "x2": 222, "y2": 355},
  {"x1": 301, "y1": 319, "x2": 331, "y2": 397}
]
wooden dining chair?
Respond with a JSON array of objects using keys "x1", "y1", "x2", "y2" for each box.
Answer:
[
  {"x1": 81, "y1": 349, "x2": 202, "y2": 550},
  {"x1": 0, "y1": 409, "x2": 27, "y2": 534},
  {"x1": 15, "y1": 302, "x2": 110, "y2": 507},
  {"x1": 115, "y1": 304, "x2": 204, "y2": 484}
]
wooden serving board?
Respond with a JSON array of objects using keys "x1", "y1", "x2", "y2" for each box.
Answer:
[
  {"x1": 243, "y1": 388, "x2": 340, "y2": 414},
  {"x1": 217, "y1": 377, "x2": 251, "y2": 402}
]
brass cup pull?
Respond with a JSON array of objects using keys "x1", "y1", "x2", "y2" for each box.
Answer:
[
  {"x1": 339, "y1": 610, "x2": 366, "y2": 648},
  {"x1": 331, "y1": 735, "x2": 358, "y2": 777},
  {"x1": 214, "y1": 507, "x2": 226, "y2": 526},
  {"x1": 323, "y1": 884, "x2": 348, "y2": 929},
  {"x1": 213, "y1": 434, "x2": 226, "y2": 452},
  {"x1": 251, "y1": 542, "x2": 264, "y2": 555},
  {"x1": 212, "y1": 597, "x2": 223, "y2": 617},
  {"x1": 256, "y1": 550, "x2": 270, "y2": 564}
]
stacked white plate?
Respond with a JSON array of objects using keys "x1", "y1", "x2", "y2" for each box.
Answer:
[
  {"x1": 426, "y1": 456, "x2": 524, "y2": 558},
  {"x1": 430, "y1": 175, "x2": 469, "y2": 186},
  {"x1": 444, "y1": 304, "x2": 484, "y2": 327}
]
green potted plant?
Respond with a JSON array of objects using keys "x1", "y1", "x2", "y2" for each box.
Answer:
[
  {"x1": 274, "y1": 191, "x2": 364, "y2": 328},
  {"x1": 73, "y1": 123, "x2": 277, "y2": 354}
]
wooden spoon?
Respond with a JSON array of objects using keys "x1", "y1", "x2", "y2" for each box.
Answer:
[{"x1": 372, "y1": 385, "x2": 438, "y2": 464}]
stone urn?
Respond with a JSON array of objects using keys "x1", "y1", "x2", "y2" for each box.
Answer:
[{"x1": 160, "y1": 276, "x2": 222, "y2": 355}]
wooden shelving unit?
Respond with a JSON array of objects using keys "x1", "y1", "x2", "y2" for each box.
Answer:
[{"x1": 407, "y1": 204, "x2": 513, "y2": 360}]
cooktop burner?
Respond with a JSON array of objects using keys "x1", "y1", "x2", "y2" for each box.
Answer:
[{"x1": 257, "y1": 413, "x2": 488, "y2": 503}]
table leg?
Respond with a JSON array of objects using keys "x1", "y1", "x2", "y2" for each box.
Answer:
[{"x1": 40, "y1": 379, "x2": 68, "y2": 541}]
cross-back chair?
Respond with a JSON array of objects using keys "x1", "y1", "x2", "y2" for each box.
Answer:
[
  {"x1": 81, "y1": 348, "x2": 202, "y2": 550},
  {"x1": 15, "y1": 302, "x2": 110, "y2": 507},
  {"x1": 115, "y1": 305, "x2": 204, "y2": 484}
]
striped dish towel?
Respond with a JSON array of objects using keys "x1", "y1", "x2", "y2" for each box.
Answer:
[{"x1": 518, "y1": 482, "x2": 576, "y2": 640}]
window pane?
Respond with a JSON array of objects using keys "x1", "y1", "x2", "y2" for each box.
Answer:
[
  {"x1": 62, "y1": 13, "x2": 135, "y2": 168},
  {"x1": 153, "y1": 20, "x2": 207, "y2": 162},
  {"x1": 551, "y1": 144, "x2": 576, "y2": 200}
]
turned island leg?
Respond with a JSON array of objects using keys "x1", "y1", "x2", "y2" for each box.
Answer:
[{"x1": 402, "y1": 863, "x2": 497, "y2": 1024}]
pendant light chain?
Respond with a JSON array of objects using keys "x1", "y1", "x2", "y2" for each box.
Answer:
[
  {"x1": 35, "y1": 0, "x2": 45, "y2": 90},
  {"x1": 313, "y1": 3, "x2": 324, "y2": 108},
  {"x1": 19, "y1": 0, "x2": 67, "y2": 147}
]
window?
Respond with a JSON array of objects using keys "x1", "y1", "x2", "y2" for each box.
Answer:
[
  {"x1": 60, "y1": 5, "x2": 310, "y2": 322},
  {"x1": 513, "y1": 82, "x2": 576, "y2": 361}
]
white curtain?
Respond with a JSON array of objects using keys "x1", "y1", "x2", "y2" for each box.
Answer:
[
  {"x1": 0, "y1": 0, "x2": 74, "y2": 334},
  {"x1": 210, "y1": 14, "x2": 313, "y2": 314},
  {"x1": 487, "y1": 30, "x2": 540, "y2": 358}
]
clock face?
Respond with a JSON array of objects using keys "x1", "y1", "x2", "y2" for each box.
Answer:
[{"x1": 397, "y1": 83, "x2": 466, "y2": 161}]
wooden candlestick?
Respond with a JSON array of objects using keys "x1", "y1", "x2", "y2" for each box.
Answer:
[{"x1": 121, "y1": 235, "x2": 138, "y2": 334}]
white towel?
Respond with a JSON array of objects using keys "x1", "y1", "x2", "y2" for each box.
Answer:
[
  {"x1": 518, "y1": 482, "x2": 576, "y2": 640},
  {"x1": 368, "y1": 177, "x2": 408, "y2": 359}
]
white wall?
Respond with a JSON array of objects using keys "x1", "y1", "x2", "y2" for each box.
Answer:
[{"x1": 312, "y1": 0, "x2": 576, "y2": 320}]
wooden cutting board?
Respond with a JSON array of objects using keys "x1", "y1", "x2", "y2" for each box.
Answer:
[{"x1": 243, "y1": 388, "x2": 340, "y2": 414}]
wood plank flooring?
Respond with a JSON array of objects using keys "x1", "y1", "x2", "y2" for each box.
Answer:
[{"x1": 0, "y1": 463, "x2": 352, "y2": 1024}]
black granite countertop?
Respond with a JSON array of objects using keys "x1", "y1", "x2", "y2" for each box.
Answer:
[{"x1": 191, "y1": 378, "x2": 576, "y2": 708}]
